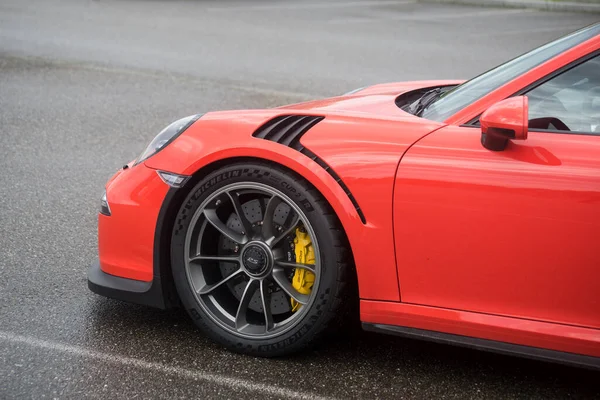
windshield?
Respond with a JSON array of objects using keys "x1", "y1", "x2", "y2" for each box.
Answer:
[{"x1": 421, "y1": 23, "x2": 600, "y2": 122}]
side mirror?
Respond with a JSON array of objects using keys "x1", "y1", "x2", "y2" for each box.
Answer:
[{"x1": 480, "y1": 96, "x2": 528, "y2": 151}]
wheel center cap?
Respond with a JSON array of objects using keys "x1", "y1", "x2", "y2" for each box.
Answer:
[{"x1": 242, "y1": 244, "x2": 270, "y2": 275}]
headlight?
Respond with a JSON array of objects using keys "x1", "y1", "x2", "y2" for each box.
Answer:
[
  {"x1": 100, "y1": 190, "x2": 111, "y2": 216},
  {"x1": 135, "y1": 114, "x2": 201, "y2": 165}
]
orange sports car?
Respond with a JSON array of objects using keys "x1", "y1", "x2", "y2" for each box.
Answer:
[{"x1": 89, "y1": 23, "x2": 600, "y2": 368}]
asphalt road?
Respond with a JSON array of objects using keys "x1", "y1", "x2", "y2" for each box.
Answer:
[{"x1": 1, "y1": 0, "x2": 599, "y2": 398}]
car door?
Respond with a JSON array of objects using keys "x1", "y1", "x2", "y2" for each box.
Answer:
[{"x1": 393, "y1": 54, "x2": 600, "y2": 329}]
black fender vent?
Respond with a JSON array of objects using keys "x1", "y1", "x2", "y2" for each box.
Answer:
[
  {"x1": 252, "y1": 115, "x2": 324, "y2": 148},
  {"x1": 253, "y1": 115, "x2": 366, "y2": 224}
]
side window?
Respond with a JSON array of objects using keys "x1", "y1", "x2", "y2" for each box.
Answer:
[{"x1": 527, "y1": 54, "x2": 600, "y2": 134}]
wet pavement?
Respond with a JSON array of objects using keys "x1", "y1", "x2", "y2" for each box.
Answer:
[{"x1": 1, "y1": 0, "x2": 598, "y2": 398}]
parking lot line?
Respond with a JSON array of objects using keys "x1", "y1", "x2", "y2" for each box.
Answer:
[{"x1": 0, "y1": 331, "x2": 332, "y2": 400}]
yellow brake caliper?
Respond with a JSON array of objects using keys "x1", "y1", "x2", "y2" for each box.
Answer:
[{"x1": 291, "y1": 228, "x2": 315, "y2": 312}]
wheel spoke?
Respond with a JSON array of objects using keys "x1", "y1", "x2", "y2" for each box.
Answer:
[
  {"x1": 261, "y1": 195, "x2": 302, "y2": 248},
  {"x1": 259, "y1": 280, "x2": 274, "y2": 333},
  {"x1": 190, "y1": 255, "x2": 240, "y2": 264},
  {"x1": 235, "y1": 279, "x2": 259, "y2": 330},
  {"x1": 275, "y1": 260, "x2": 316, "y2": 273},
  {"x1": 266, "y1": 214, "x2": 300, "y2": 248},
  {"x1": 204, "y1": 209, "x2": 247, "y2": 244},
  {"x1": 272, "y1": 268, "x2": 310, "y2": 305},
  {"x1": 197, "y1": 268, "x2": 243, "y2": 295},
  {"x1": 261, "y1": 195, "x2": 283, "y2": 242},
  {"x1": 227, "y1": 191, "x2": 254, "y2": 239}
]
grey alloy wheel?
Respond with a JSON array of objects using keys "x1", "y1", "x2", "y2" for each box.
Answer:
[{"x1": 183, "y1": 182, "x2": 321, "y2": 339}]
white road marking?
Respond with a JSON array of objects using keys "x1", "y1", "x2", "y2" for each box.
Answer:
[
  {"x1": 208, "y1": 0, "x2": 416, "y2": 11},
  {"x1": 0, "y1": 331, "x2": 333, "y2": 400}
]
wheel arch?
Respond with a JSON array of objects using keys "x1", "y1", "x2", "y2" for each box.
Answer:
[{"x1": 153, "y1": 156, "x2": 361, "y2": 308}]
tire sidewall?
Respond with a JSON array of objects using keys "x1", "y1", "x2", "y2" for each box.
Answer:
[{"x1": 171, "y1": 163, "x2": 340, "y2": 356}]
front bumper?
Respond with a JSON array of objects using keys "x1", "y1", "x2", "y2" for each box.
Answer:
[
  {"x1": 90, "y1": 162, "x2": 184, "y2": 309},
  {"x1": 88, "y1": 258, "x2": 169, "y2": 309},
  {"x1": 98, "y1": 163, "x2": 169, "y2": 282}
]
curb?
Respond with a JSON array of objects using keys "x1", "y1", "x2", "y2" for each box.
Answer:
[{"x1": 420, "y1": 0, "x2": 600, "y2": 13}]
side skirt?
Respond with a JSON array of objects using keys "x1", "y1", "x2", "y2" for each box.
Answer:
[{"x1": 362, "y1": 323, "x2": 600, "y2": 370}]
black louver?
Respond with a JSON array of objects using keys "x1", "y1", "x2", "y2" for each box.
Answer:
[
  {"x1": 252, "y1": 115, "x2": 366, "y2": 224},
  {"x1": 252, "y1": 115, "x2": 324, "y2": 150}
]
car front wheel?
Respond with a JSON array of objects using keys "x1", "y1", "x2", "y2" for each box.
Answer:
[{"x1": 171, "y1": 162, "x2": 352, "y2": 356}]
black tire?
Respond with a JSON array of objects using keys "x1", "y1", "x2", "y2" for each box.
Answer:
[{"x1": 171, "y1": 161, "x2": 352, "y2": 357}]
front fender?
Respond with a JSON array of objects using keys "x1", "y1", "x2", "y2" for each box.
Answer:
[
  {"x1": 144, "y1": 112, "x2": 378, "y2": 295},
  {"x1": 145, "y1": 110, "x2": 442, "y2": 302}
]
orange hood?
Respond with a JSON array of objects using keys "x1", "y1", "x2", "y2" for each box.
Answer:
[{"x1": 279, "y1": 80, "x2": 463, "y2": 119}]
